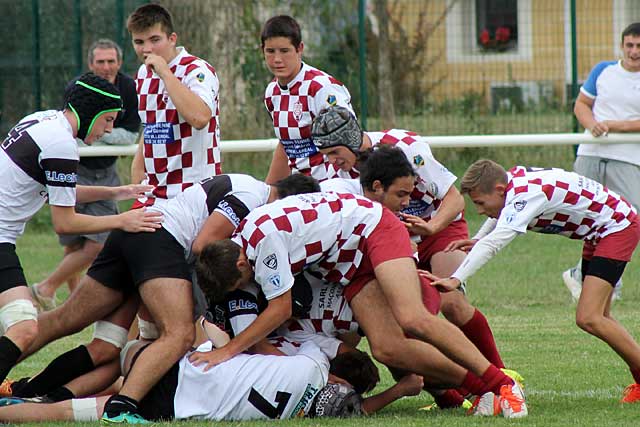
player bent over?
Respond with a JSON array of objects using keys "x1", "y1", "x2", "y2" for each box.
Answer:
[
  {"x1": 431, "y1": 159, "x2": 640, "y2": 404},
  {"x1": 0, "y1": 72, "x2": 161, "y2": 388},
  {"x1": 195, "y1": 192, "x2": 528, "y2": 418}
]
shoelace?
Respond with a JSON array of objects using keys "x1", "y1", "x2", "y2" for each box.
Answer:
[{"x1": 500, "y1": 385, "x2": 524, "y2": 412}]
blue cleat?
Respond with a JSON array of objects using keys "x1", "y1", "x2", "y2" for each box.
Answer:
[{"x1": 100, "y1": 411, "x2": 151, "y2": 424}]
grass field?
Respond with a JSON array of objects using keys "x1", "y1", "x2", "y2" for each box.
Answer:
[{"x1": 12, "y1": 197, "x2": 640, "y2": 426}]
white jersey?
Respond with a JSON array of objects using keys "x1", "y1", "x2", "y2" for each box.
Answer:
[
  {"x1": 273, "y1": 272, "x2": 358, "y2": 359},
  {"x1": 501, "y1": 166, "x2": 636, "y2": 241},
  {"x1": 151, "y1": 174, "x2": 270, "y2": 252},
  {"x1": 332, "y1": 129, "x2": 459, "y2": 221},
  {"x1": 264, "y1": 62, "x2": 353, "y2": 181},
  {"x1": 320, "y1": 178, "x2": 362, "y2": 195},
  {"x1": 135, "y1": 47, "x2": 221, "y2": 207},
  {"x1": 577, "y1": 60, "x2": 640, "y2": 166},
  {"x1": 174, "y1": 341, "x2": 328, "y2": 420},
  {"x1": 233, "y1": 192, "x2": 383, "y2": 300},
  {"x1": 0, "y1": 110, "x2": 78, "y2": 244}
]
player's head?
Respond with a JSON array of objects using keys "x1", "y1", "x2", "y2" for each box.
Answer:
[
  {"x1": 273, "y1": 174, "x2": 320, "y2": 199},
  {"x1": 330, "y1": 349, "x2": 380, "y2": 394},
  {"x1": 87, "y1": 39, "x2": 123, "y2": 84},
  {"x1": 127, "y1": 4, "x2": 177, "y2": 63},
  {"x1": 460, "y1": 159, "x2": 508, "y2": 218},
  {"x1": 312, "y1": 106, "x2": 363, "y2": 171},
  {"x1": 63, "y1": 72, "x2": 122, "y2": 143},
  {"x1": 620, "y1": 23, "x2": 640, "y2": 72},
  {"x1": 358, "y1": 145, "x2": 416, "y2": 213},
  {"x1": 261, "y1": 16, "x2": 304, "y2": 85},
  {"x1": 196, "y1": 240, "x2": 252, "y2": 303},
  {"x1": 310, "y1": 383, "x2": 363, "y2": 418}
]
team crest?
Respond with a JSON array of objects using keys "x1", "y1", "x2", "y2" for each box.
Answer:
[
  {"x1": 263, "y1": 253, "x2": 278, "y2": 270},
  {"x1": 327, "y1": 94, "x2": 337, "y2": 106},
  {"x1": 292, "y1": 101, "x2": 303, "y2": 122},
  {"x1": 196, "y1": 72, "x2": 205, "y2": 83},
  {"x1": 514, "y1": 200, "x2": 527, "y2": 211},
  {"x1": 268, "y1": 274, "x2": 281, "y2": 289},
  {"x1": 413, "y1": 155, "x2": 424, "y2": 167}
]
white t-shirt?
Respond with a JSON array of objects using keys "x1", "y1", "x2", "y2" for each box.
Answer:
[
  {"x1": 0, "y1": 110, "x2": 78, "y2": 243},
  {"x1": 576, "y1": 60, "x2": 640, "y2": 166},
  {"x1": 174, "y1": 341, "x2": 329, "y2": 420}
]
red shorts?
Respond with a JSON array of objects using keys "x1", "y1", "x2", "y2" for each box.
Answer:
[
  {"x1": 344, "y1": 208, "x2": 414, "y2": 302},
  {"x1": 420, "y1": 275, "x2": 441, "y2": 315},
  {"x1": 417, "y1": 219, "x2": 469, "y2": 270},
  {"x1": 582, "y1": 214, "x2": 640, "y2": 262}
]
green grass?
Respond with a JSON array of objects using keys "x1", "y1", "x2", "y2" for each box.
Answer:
[{"x1": 12, "y1": 199, "x2": 640, "y2": 426}]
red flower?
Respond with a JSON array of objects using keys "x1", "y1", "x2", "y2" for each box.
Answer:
[
  {"x1": 480, "y1": 28, "x2": 491, "y2": 46},
  {"x1": 495, "y1": 26, "x2": 511, "y2": 43}
]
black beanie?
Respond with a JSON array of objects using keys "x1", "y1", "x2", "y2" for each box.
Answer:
[{"x1": 63, "y1": 72, "x2": 122, "y2": 140}]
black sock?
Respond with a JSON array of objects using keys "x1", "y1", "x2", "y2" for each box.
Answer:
[
  {"x1": 103, "y1": 394, "x2": 140, "y2": 417},
  {"x1": 14, "y1": 345, "x2": 94, "y2": 398},
  {"x1": 0, "y1": 336, "x2": 22, "y2": 384},
  {"x1": 45, "y1": 386, "x2": 75, "y2": 402}
]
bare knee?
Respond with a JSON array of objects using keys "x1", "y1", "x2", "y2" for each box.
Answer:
[
  {"x1": 6, "y1": 320, "x2": 38, "y2": 351},
  {"x1": 370, "y1": 342, "x2": 401, "y2": 367},
  {"x1": 440, "y1": 292, "x2": 474, "y2": 326},
  {"x1": 162, "y1": 322, "x2": 195, "y2": 351},
  {"x1": 396, "y1": 312, "x2": 437, "y2": 340},
  {"x1": 575, "y1": 311, "x2": 603, "y2": 335},
  {"x1": 87, "y1": 338, "x2": 122, "y2": 365}
]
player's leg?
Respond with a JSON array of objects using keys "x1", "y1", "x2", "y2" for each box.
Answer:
[{"x1": 0, "y1": 395, "x2": 110, "y2": 423}]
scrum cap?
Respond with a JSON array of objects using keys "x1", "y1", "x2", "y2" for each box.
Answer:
[{"x1": 311, "y1": 106, "x2": 362, "y2": 153}]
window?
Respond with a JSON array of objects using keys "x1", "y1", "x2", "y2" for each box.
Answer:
[{"x1": 476, "y1": 0, "x2": 518, "y2": 52}]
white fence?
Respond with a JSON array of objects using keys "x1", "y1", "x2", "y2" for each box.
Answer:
[{"x1": 78, "y1": 133, "x2": 640, "y2": 157}]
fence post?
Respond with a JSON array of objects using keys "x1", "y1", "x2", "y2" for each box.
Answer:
[
  {"x1": 31, "y1": 0, "x2": 41, "y2": 111},
  {"x1": 73, "y1": 0, "x2": 83, "y2": 75},
  {"x1": 570, "y1": 0, "x2": 579, "y2": 133},
  {"x1": 358, "y1": 0, "x2": 368, "y2": 129}
]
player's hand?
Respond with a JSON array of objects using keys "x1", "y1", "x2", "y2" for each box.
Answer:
[
  {"x1": 429, "y1": 276, "x2": 461, "y2": 293},
  {"x1": 444, "y1": 238, "x2": 477, "y2": 252},
  {"x1": 400, "y1": 213, "x2": 436, "y2": 236},
  {"x1": 113, "y1": 184, "x2": 154, "y2": 201},
  {"x1": 144, "y1": 54, "x2": 171, "y2": 79},
  {"x1": 589, "y1": 121, "x2": 610, "y2": 137},
  {"x1": 188, "y1": 347, "x2": 235, "y2": 371},
  {"x1": 118, "y1": 207, "x2": 163, "y2": 233},
  {"x1": 395, "y1": 374, "x2": 424, "y2": 397}
]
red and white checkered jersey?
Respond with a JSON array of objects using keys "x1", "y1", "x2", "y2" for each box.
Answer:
[
  {"x1": 500, "y1": 166, "x2": 637, "y2": 241},
  {"x1": 136, "y1": 47, "x2": 221, "y2": 207},
  {"x1": 264, "y1": 62, "x2": 354, "y2": 181},
  {"x1": 233, "y1": 192, "x2": 383, "y2": 300},
  {"x1": 332, "y1": 129, "x2": 459, "y2": 221},
  {"x1": 0, "y1": 110, "x2": 78, "y2": 244},
  {"x1": 274, "y1": 273, "x2": 357, "y2": 359}
]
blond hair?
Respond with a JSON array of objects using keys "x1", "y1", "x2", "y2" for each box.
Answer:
[{"x1": 460, "y1": 159, "x2": 508, "y2": 194}]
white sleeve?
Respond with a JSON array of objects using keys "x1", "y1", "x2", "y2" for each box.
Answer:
[
  {"x1": 253, "y1": 234, "x2": 295, "y2": 300},
  {"x1": 182, "y1": 64, "x2": 219, "y2": 114},
  {"x1": 472, "y1": 218, "x2": 498, "y2": 240},
  {"x1": 312, "y1": 84, "x2": 354, "y2": 116},
  {"x1": 451, "y1": 226, "x2": 519, "y2": 283},
  {"x1": 409, "y1": 141, "x2": 457, "y2": 200}
]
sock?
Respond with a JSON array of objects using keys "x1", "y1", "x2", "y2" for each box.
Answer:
[
  {"x1": 0, "y1": 336, "x2": 22, "y2": 384},
  {"x1": 460, "y1": 371, "x2": 487, "y2": 396},
  {"x1": 481, "y1": 364, "x2": 514, "y2": 395},
  {"x1": 433, "y1": 389, "x2": 465, "y2": 409},
  {"x1": 103, "y1": 394, "x2": 140, "y2": 417},
  {"x1": 46, "y1": 386, "x2": 75, "y2": 402},
  {"x1": 14, "y1": 345, "x2": 94, "y2": 398},
  {"x1": 630, "y1": 368, "x2": 640, "y2": 385},
  {"x1": 459, "y1": 309, "x2": 505, "y2": 369}
]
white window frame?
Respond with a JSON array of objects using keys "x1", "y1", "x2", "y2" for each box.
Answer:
[
  {"x1": 446, "y1": 0, "x2": 532, "y2": 63},
  {"x1": 613, "y1": 0, "x2": 640, "y2": 55}
]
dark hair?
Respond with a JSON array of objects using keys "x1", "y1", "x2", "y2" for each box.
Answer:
[
  {"x1": 330, "y1": 350, "x2": 380, "y2": 394},
  {"x1": 127, "y1": 3, "x2": 174, "y2": 35},
  {"x1": 274, "y1": 174, "x2": 320, "y2": 198},
  {"x1": 196, "y1": 240, "x2": 243, "y2": 302},
  {"x1": 358, "y1": 145, "x2": 416, "y2": 192},
  {"x1": 622, "y1": 22, "x2": 640, "y2": 42},
  {"x1": 260, "y1": 15, "x2": 302, "y2": 49}
]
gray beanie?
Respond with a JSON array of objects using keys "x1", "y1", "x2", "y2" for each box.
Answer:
[{"x1": 311, "y1": 106, "x2": 363, "y2": 152}]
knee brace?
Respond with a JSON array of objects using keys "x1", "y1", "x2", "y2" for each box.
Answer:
[
  {"x1": 92, "y1": 321, "x2": 128, "y2": 349},
  {"x1": 0, "y1": 299, "x2": 37, "y2": 334}
]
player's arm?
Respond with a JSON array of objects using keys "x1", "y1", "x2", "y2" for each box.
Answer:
[
  {"x1": 145, "y1": 54, "x2": 212, "y2": 129},
  {"x1": 49, "y1": 205, "x2": 162, "y2": 235},
  {"x1": 401, "y1": 185, "x2": 464, "y2": 236},
  {"x1": 602, "y1": 118, "x2": 640, "y2": 133},
  {"x1": 191, "y1": 212, "x2": 238, "y2": 255},
  {"x1": 265, "y1": 143, "x2": 291, "y2": 184},
  {"x1": 360, "y1": 374, "x2": 423, "y2": 415},
  {"x1": 75, "y1": 183, "x2": 153, "y2": 203},
  {"x1": 130, "y1": 133, "x2": 145, "y2": 184}
]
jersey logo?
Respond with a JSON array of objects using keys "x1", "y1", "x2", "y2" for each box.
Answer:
[
  {"x1": 263, "y1": 253, "x2": 278, "y2": 269},
  {"x1": 196, "y1": 72, "x2": 205, "y2": 82},
  {"x1": 268, "y1": 274, "x2": 281, "y2": 289},
  {"x1": 413, "y1": 155, "x2": 424, "y2": 167},
  {"x1": 514, "y1": 200, "x2": 527, "y2": 211},
  {"x1": 293, "y1": 101, "x2": 303, "y2": 122},
  {"x1": 327, "y1": 94, "x2": 337, "y2": 106}
]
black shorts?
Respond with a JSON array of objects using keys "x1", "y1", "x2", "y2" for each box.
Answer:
[
  {"x1": 87, "y1": 228, "x2": 191, "y2": 294},
  {"x1": 0, "y1": 243, "x2": 27, "y2": 292},
  {"x1": 132, "y1": 345, "x2": 179, "y2": 421}
]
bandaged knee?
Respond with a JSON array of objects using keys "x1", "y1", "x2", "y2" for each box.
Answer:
[
  {"x1": 92, "y1": 321, "x2": 128, "y2": 349},
  {"x1": 0, "y1": 299, "x2": 37, "y2": 334},
  {"x1": 137, "y1": 316, "x2": 159, "y2": 340},
  {"x1": 72, "y1": 397, "x2": 98, "y2": 421}
]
